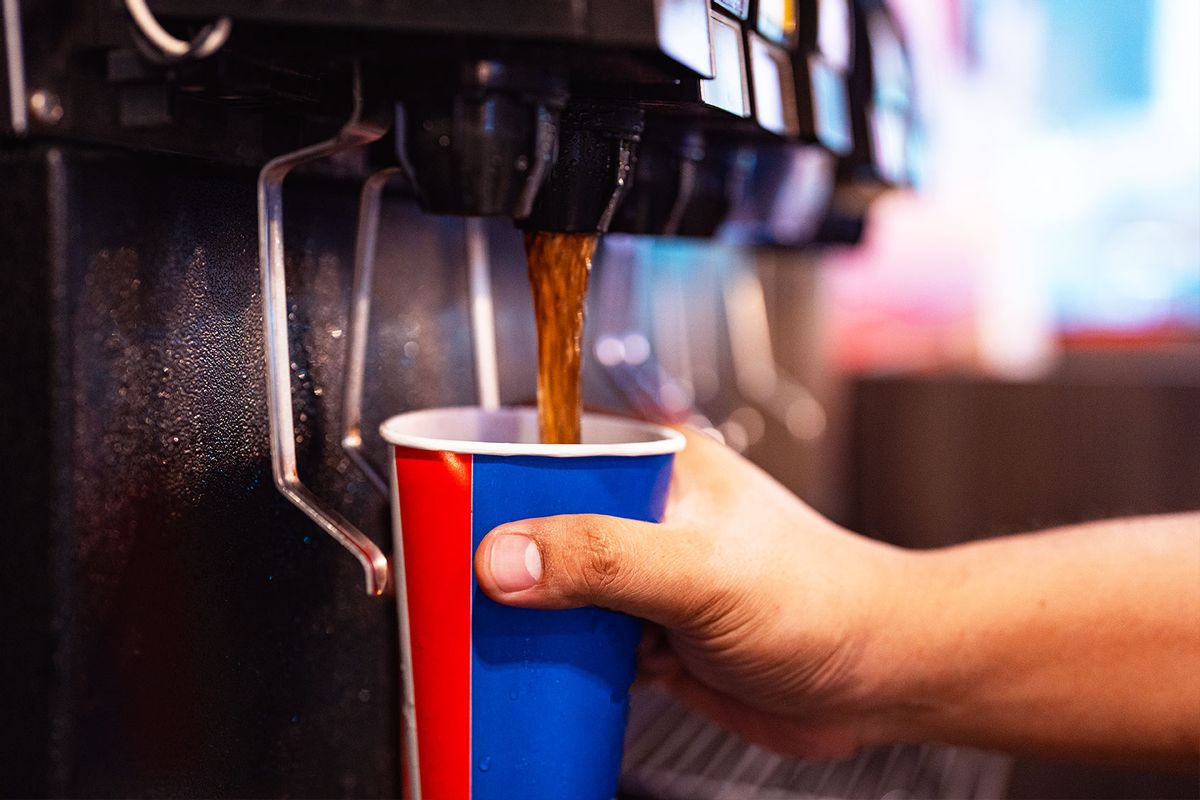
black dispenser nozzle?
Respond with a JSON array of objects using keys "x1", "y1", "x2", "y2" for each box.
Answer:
[
  {"x1": 519, "y1": 100, "x2": 645, "y2": 234},
  {"x1": 397, "y1": 60, "x2": 567, "y2": 218},
  {"x1": 609, "y1": 126, "x2": 735, "y2": 238}
]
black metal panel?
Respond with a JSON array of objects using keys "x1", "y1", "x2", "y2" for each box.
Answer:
[
  {"x1": 0, "y1": 146, "x2": 402, "y2": 798},
  {"x1": 0, "y1": 147, "x2": 58, "y2": 799},
  {"x1": 149, "y1": 0, "x2": 592, "y2": 38}
]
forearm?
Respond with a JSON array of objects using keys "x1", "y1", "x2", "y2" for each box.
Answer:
[{"x1": 871, "y1": 513, "x2": 1200, "y2": 767}]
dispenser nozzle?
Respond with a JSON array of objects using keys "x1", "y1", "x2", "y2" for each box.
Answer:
[{"x1": 519, "y1": 100, "x2": 645, "y2": 234}]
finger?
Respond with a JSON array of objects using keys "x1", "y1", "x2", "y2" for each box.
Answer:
[
  {"x1": 663, "y1": 425, "x2": 760, "y2": 518},
  {"x1": 666, "y1": 426, "x2": 728, "y2": 499},
  {"x1": 474, "y1": 514, "x2": 725, "y2": 631},
  {"x1": 666, "y1": 424, "x2": 807, "y2": 528}
]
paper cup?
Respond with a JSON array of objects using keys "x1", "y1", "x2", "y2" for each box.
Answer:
[{"x1": 380, "y1": 406, "x2": 684, "y2": 800}]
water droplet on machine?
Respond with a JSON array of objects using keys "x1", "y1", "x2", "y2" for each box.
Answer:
[{"x1": 478, "y1": 756, "x2": 491, "y2": 772}]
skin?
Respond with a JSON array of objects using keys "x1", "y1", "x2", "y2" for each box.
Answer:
[{"x1": 475, "y1": 427, "x2": 1200, "y2": 769}]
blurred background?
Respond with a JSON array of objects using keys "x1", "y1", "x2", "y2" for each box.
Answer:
[{"x1": 595, "y1": 0, "x2": 1199, "y2": 796}]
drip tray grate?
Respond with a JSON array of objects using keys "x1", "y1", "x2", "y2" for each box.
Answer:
[{"x1": 621, "y1": 687, "x2": 1012, "y2": 800}]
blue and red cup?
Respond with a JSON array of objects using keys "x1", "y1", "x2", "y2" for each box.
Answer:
[{"x1": 380, "y1": 406, "x2": 685, "y2": 800}]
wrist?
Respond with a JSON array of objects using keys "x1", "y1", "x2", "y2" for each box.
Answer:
[{"x1": 846, "y1": 544, "x2": 962, "y2": 747}]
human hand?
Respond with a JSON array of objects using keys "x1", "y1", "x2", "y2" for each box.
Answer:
[{"x1": 473, "y1": 427, "x2": 911, "y2": 759}]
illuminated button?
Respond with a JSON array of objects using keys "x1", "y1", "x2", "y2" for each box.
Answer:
[
  {"x1": 818, "y1": 0, "x2": 853, "y2": 72},
  {"x1": 700, "y1": 13, "x2": 751, "y2": 117},
  {"x1": 712, "y1": 0, "x2": 750, "y2": 20},
  {"x1": 749, "y1": 33, "x2": 800, "y2": 136},
  {"x1": 757, "y1": 0, "x2": 798, "y2": 45},
  {"x1": 809, "y1": 55, "x2": 852, "y2": 154}
]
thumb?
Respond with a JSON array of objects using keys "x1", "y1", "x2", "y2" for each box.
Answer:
[{"x1": 474, "y1": 514, "x2": 722, "y2": 630}]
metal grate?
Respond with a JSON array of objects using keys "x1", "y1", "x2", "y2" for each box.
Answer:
[{"x1": 621, "y1": 687, "x2": 1013, "y2": 800}]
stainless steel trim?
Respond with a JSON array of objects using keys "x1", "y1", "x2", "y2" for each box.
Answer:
[
  {"x1": 722, "y1": 263, "x2": 827, "y2": 442},
  {"x1": 596, "y1": 138, "x2": 635, "y2": 233},
  {"x1": 465, "y1": 217, "x2": 500, "y2": 411},
  {"x1": 514, "y1": 104, "x2": 558, "y2": 218},
  {"x1": 2, "y1": 0, "x2": 28, "y2": 134},
  {"x1": 341, "y1": 167, "x2": 404, "y2": 496},
  {"x1": 662, "y1": 157, "x2": 697, "y2": 237},
  {"x1": 388, "y1": 455, "x2": 422, "y2": 799},
  {"x1": 257, "y1": 70, "x2": 391, "y2": 596}
]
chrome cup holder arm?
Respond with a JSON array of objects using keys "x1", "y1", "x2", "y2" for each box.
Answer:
[
  {"x1": 590, "y1": 238, "x2": 704, "y2": 426},
  {"x1": 340, "y1": 167, "x2": 404, "y2": 497},
  {"x1": 257, "y1": 78, "x2": 391, "y2": 597},
  {"x1": 340, "y1": 197, "x2": 502, "y2": 506},
  {"x1": 465, "y1": 216, "x2": 501, "y2": 412},
  {"x1": 721, "y1": 260, "x2": 827, "y2": 442}
]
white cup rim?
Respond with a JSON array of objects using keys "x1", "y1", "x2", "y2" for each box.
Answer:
[{"x1": 379, "y1": 406, "x2": 685, "y2": 458}]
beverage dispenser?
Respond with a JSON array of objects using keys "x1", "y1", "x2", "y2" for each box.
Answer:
[{"x1": 0, "y1": 0, "x2": 927, "y2": 796}]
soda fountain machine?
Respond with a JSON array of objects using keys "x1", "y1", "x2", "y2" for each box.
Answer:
[{"x1": 0, "y1": 1, "x2": 983, "y2": 797}]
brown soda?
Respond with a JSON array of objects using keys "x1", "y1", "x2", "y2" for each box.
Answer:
[{"x1": 524, "y1": 231, "x2": 598, "y2": 444}]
